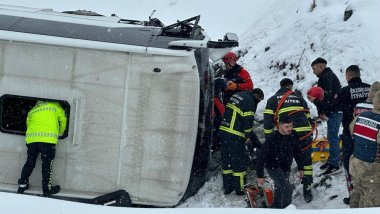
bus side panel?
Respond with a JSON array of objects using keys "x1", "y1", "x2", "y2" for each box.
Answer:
[
  {"x1": 0, "y1": 40, "x2": 200, "y2": 207},
  {"x1": 120, "y1": 53, "x2": 200, "y2": 206}
]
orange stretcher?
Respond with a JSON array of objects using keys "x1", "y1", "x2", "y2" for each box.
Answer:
[{"x1": 311, "y1": 138, "x2": 343, "y2": 162}]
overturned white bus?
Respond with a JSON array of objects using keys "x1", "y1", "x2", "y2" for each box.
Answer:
[{"x1": 0, "y1": 5, "x2": 238, "y2": 207}]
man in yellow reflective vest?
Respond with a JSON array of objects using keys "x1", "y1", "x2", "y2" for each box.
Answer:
[
  {"x1": 219, "y1": 88, "x2": 264, "y2": 195},
  {"x1": 263, "y1": 78, "x2": 314, "y2": 203},
  {"x1": 17, "y1": 100, "x2": 67, "y2": 197}
]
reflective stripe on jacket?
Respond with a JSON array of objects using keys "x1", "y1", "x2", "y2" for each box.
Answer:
[
  {"x1": 264, "y1": 87, "x2": 312, "y2": 136},
  {"x1": 25, "y1": 102, "x2": 67, "y2": 144},
  {"x1": 219, "y1": 91, "x2": 257, "y2": 139}
]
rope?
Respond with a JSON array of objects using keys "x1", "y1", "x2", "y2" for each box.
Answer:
[{"x1": 273, "y1": 91, "x2": 319, "y2": 151}]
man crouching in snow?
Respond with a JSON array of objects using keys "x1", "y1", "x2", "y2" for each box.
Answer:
[{"x1": 256, "y1": 114, "x2": 304, "y2": 208}]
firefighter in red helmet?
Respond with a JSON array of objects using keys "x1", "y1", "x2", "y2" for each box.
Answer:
[{"x1": 221, "y1": 52, "x2": 254, "y2": 103}]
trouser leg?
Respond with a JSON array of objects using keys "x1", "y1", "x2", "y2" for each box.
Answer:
[
  {"x1": 349, "y1": 156, "x2": 363, "y2": 208},
  {"x1": 19, "y1": 143, "x2": 40, "y2": 184},
  {"x1": 267, "y1": 168, "x2": 292, "y2": 208},
  {"x1": 327, "y1": 112, "x2": 342, "y2": 167},
  {"x1": 232, "y1": 172, "x2": 246, "y2": 195},
  {"x1": 360, "y1": 163, "x2": 380, "y2": 207},
  {"x1": 297, "y1": 135, "x2": 313, "y2": 200},
  {"x1": 230, "y1": 139, "x2": 247, "y2": 194},
  {"x1": 342, "y1": 133, "x2": 354, "y2": 174},
  {"x1": 300, "y1": 137, "x2": 313, "y2": 186},
  {"x1": 221, "y1": 138, "x2": 233, "y2": 193},
  {"x1": 41, "y1": 143, "x2": 56, "y2": 192}
]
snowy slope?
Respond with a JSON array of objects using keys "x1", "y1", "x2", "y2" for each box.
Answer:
[
  {"x1": 239, "y1": 0, "x2": 380, "y2": 119},
  {"x1": 1, "y1": 0, "x2": 380, "y2": 212}
]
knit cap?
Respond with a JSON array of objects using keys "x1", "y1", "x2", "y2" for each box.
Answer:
[{"x1": 307, "y1": 86, "x2": 324, "y2": 101}]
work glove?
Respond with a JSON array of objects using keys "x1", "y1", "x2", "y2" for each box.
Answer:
[{"x1": 226, "y1": 81, "x2": 238, "y2": 91}]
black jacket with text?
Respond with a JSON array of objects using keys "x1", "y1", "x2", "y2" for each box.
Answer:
[{"x1": 335, "y1": 77, "x2": 370, "y2": 134}]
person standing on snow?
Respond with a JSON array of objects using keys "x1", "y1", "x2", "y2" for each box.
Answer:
[
  {"x1": 334, "y1": 65, "x2": 370, "y2": 184},
  {"x1": 263, "y1": 78, "x2": 314, "y2": 203},
  {"x1": 308, "y1": 57, "x2": 342, "y2": 176},
  {"x1": 349, "y1": 91, "x2": 380, "y2": 208},
  {"x1": 256, "y1": 114, "x2": 304, "y2": 209},
  {"x1": 17, "y1": 100, "x2": 67, "y2": 197},
  {"x1": 219, "y1": 88, "x2": 264, "y2": 195},
  {"x1": 221, "y1": 52, "x2": 254, "y2": 104}
]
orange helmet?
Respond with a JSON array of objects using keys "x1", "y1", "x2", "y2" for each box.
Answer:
[
  {"x1": 223, "y1": 52, "x2": 238, "y2": 62},
  {"x1": 307, "y1": 86, "x2": 324, "y2": 101}
]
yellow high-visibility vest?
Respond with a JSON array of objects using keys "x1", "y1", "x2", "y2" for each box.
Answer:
[{"x1": 25, "y1": 102, "x2": 67, "y2": 144}]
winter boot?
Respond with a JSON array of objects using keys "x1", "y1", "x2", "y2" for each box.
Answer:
[
  {"x1": 17, "y1": 179, "x2": 29, "y2": 194},
  {"x1": 343, "y1": 197, "x2": 350, "y2": 205},
  {"x1": 43, "y1": 185, "x2": 60, "y2": 197},
  {"x1": 303, "y1": 186, "x2": 313, "y2": 203},
  {"x1": 320, "y1": 162, "x2": 330, "y2": 170},
  {"x1": 17, "y1": 183, "x2": 29, "y2": 194},
  {"x1": 322, "y1": 165, "x2": 341, "y2": 176}
]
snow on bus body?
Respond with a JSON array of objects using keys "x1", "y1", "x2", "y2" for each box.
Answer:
[{"x1": 0, "y1": 4, "x2": 238, "y2": 207}]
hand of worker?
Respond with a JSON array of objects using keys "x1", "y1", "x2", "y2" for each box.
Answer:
[
  {"x1": 298, "y1": 170, "x2": 304, "y2": 178},
  {"x1": 319, "y1": 114, "x2": 328, "y2": 121},
  {"x1": 226, "y1": 81, "x2": 238, "y2": 91},
  {"x1": 257, "y1": 178, "x2": 265, "y2": 186}
]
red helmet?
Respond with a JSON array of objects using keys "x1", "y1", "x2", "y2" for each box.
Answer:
[
  {"x1": 307, "y1": 86, "x2": 324, "y2": 101},
  {"x1": 223, "y1": 52, "x2": 238, "y2": 62}
]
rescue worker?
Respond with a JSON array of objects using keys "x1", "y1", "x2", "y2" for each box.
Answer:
[
  {"x1": 221, "y1": 52, "x2": 254, "y2": 103},
  {"x1": 349, "y1": 91, "x2": 380, "y2": 208},
  {"x1": 211, "y1": 77, "x2": 227, "y2": 151},
  {"x1": 17, "y1": 100, "x2": 67, "y2": 197},
  {"x1": 334, "y1": 65, "x2": 370, "y2": 182},
  {"x1": 219, "y1": 88, "x2": 264, "y2": 195},
  {"x1": 263, "y1": 78, "x2": 314, "y2": 202},
  {"x1": 308, "y1": 57, "x2": 342, "y2": 176},
  {"x1": 256, "y1": 114, "x2": 304, "y2": 208}
]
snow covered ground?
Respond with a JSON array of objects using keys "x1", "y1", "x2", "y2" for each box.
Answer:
[{"x1": 1, "y1": 0, "x2": 380, "y2": 212}]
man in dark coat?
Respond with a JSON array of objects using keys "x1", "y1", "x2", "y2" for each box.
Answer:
[
  {"x1": 335, "y1": 65, "x2": 370, "y2": 175},
  {"x1": 219, "y1": 88, "x2": 264, "y2": 195},
  {"x1": 263, "y1": 78, "x2": 314, "y2": 202},
  {"x1": 308, "y1": 57, "x2": 342, "y2": 175},
  {"x1": 257, "y1": 114, "x2": 304, "y2": 208},
  {"x1": 335, "y1": 65, "x2": 370, "y2": 204}
]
